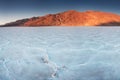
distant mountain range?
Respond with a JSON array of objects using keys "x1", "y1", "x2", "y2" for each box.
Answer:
[{"x1": 1, "y1": 10, "x2": 120, "y2": 26}]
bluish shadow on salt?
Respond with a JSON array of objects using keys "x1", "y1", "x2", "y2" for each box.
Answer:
[{"x1": 0, "y1": 27, "x2": 120, "y2": 80}]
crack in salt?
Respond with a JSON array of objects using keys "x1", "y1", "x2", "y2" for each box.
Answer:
[
  {"x1": 2, "y1": 59, "x2": 16, "y2": 80},
  {"x1": 40, "y1": 50, "x2": 59, "y2": 79}
]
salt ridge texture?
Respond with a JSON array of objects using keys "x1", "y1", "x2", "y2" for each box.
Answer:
[{"x1": 0, "y1": 27, "x2": 120, "y2": 80}]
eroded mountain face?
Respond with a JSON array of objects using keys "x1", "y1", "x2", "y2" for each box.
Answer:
[{"x1": 2, "y1": 10, "x2": 120, "y2": 26}]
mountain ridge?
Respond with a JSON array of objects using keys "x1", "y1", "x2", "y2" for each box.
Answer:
[{"x1": 1, "y1": 10, "x2": 120, "y2": 26}]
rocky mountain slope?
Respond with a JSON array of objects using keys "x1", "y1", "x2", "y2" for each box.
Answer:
[{"x1": 2, "y1": 10, "x2": 120, "y2": 26}]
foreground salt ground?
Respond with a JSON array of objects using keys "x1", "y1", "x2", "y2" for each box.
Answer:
[{"x1": 0, "y1": 27, "x2": 120, "y2": 80}]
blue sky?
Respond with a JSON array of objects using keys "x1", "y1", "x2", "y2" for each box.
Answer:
[{"x1": 0, "y1": 0, "x2": 120, "y2": 25}]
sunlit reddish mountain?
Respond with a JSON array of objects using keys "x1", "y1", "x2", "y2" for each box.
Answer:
[{"x1": 2, "y1": 10, "x2": 120, "y2": 26}]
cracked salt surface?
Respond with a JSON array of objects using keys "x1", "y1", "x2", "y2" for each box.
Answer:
[{"x1": 0, "y1": 27, "x2": 120, "y2": 80}]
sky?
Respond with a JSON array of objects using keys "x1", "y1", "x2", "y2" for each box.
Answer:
[{"x1": 0, "y1": 0, "x2": 120, "y2": 25}]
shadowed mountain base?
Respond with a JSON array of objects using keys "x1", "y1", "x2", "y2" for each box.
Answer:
[{"x1": 97, "y1": 22, "x2": 120, "y2": 26}]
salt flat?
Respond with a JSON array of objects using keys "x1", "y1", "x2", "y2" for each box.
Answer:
[{"x1": 0, "y1": 27, "x2": 120, "y2": 80}]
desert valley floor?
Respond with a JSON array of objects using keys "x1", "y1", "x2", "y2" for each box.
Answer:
[{"x1": 0, "y1": 27, "x2": 120, "y2": 80}]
